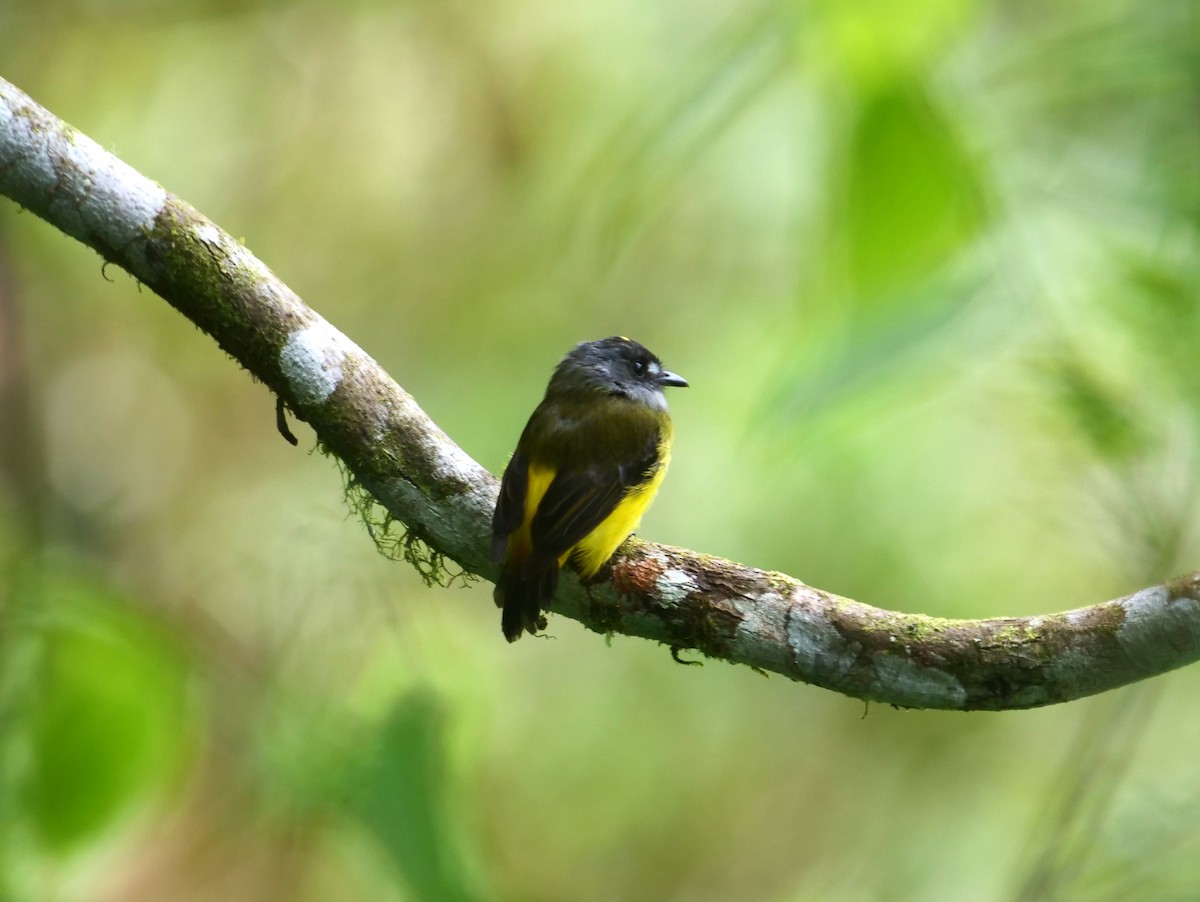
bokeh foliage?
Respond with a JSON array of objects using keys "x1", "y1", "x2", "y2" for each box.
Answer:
[{"x1": 1, "y1": 0, "x2": 1198, "y2": 899}]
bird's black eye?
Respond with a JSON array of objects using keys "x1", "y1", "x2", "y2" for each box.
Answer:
[{"x1": 632, "y1": 359, "x2": 648, "y2": 376}]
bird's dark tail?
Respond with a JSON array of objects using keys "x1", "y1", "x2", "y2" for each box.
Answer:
[{"x1": 495, "y1": 558, "x2": 558, "y2": 642}]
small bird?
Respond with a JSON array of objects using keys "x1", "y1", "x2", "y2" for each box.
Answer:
[{"x1": 491, "y1": 337, "x2": 688, "y2": 641}]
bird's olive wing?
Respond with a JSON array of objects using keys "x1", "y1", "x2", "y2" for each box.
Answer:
[
  {"x1": 527, "y1": 469, "x2": 628, "y2": 562},
  {"x1": 491, "y1": 447, "x2": 530, "y2": 565},
  {"x1": 528, "y1": 430, "x2": 661, "y2": 562}
]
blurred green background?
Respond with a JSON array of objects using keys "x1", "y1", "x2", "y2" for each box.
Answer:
[{"x1": 2, "y1": 1, "x2": 1199, "y2": 899}]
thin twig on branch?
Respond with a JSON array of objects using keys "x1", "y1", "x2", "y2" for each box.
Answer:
[{"x1": 2, "y1": 76, "x2": 1198, "y2": 710}]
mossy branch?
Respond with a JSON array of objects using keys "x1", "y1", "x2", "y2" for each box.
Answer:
[{"x1": 3, "y1": 76, "x2": 1199, "y2": 710}]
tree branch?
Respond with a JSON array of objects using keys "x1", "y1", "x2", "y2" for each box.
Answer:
[{"x1": 3, "y1": 76, "x2": 1198, "y2": 710}]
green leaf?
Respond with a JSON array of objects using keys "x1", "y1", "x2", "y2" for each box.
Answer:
[
  {"x1": 353, "y1": 691, "x2": 481, "y2": 902},
  {"x1": 842, "y1": 82, "x2": 985, "y2": 303},
  {"x1": 1043, "y1": 355, "x2": 1145, "y2": 462},
  {"x1": 21, "y1": 586, "x2": 189, "y2": 852},
  {"x1": 1118, "y1": 256, "x2": 1200, "y2": 413},
  {"x1": 811, "y1": 0, "x2": 975, "y2": 85}
]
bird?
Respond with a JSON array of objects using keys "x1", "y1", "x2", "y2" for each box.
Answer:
[{"x1": 491, "y1": 337, "x2": 687, "y2": 641}]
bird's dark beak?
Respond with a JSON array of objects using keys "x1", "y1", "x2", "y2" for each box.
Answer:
[{"x1": 657, "y1": 370, "x2": 688, "y2": 388}]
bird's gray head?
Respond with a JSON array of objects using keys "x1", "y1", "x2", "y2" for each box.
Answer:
[{"x1": 548, "y1": 336, "x2": 687, "y2": 409}]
